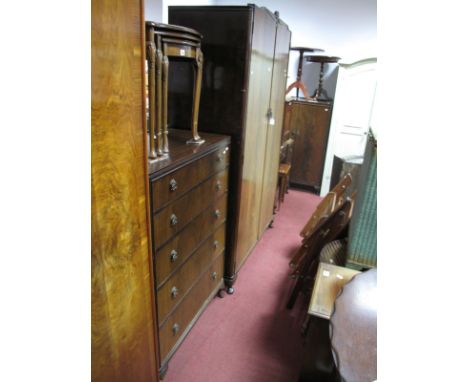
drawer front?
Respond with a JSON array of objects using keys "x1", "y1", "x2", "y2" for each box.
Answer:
[
  {"x1": 155, "y1": 197, "x2": 227, "y2": 287},
  {"x1": 159, "y1": 254, "x2": 224, "y2": 362},
  {"x1": 152, "y1": 146, "x2": 230, "y2": 211},
  {"x1": 153, "y1": 170, "x2": 228, "y2": 247},
  {"x1": 157, "y1": 224, "x2": 225, "y2": 323}
]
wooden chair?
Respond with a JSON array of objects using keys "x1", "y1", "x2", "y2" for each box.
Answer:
[
  {"x1": 287, "y1": 195, "x2": 355, "y2": 309},
  {"x1": 300, "y1": 173, "x2": 352, "y2": 239},
  {"x1": 278, "y1": 163, "x2": 291, "y2": 205}
]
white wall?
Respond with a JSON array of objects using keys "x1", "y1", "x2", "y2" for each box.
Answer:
[
  {"x1": 213, "y1": 0, "x2": 376, "y2": 97},
  {"x1": 148, "y1": 0, "x2": 376, "y2": 95},
  {"x1": 145, "y1": 0, "x2": 163, "y2": 22}
]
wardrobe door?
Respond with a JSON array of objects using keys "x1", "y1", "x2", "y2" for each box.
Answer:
[
  {"x1": 257, "y1": 21, "x2": 291, "y2": 234},
  {"x1": 235, "y1": 8, "x2": 277, "y2": 270},
  {"x1": 92, "y1": 0, "x2": 159, "y2": 380}
]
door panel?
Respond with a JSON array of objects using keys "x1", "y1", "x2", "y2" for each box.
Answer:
[
  {"x1": 235, "y1": 8, "x2": 277, "y2": 270},
  {"x1": 258, "y1": 21, "x2": 291, "y2": 234}
]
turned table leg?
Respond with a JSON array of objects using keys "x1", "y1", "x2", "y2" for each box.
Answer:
[{"x1": 187, "y1": 48, "x2": 205, "y2": 144}]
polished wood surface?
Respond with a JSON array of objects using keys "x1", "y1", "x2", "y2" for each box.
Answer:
[
  {"x1": 289, "y1": 100, "x2": 333, "y2": 193},
  {"x1": 91, "y1": 0, "x2": 158, "y2": 380},
  {"x1": 153, "y1": 176, "x2": 228, "y2": 247},
  {"x1": 236, "y1": 8, "x2": 277, "y2": 271},
  {"x1": 153, "y1": 160, "x2": 229, "y2": 212},
  {"x1": 148, "y1": 129, "x2": 230, "y2": 178},
  {"x1": 155, "y1": 198, "x2": 227, "y2": 288},
  {"x1": 258, "y1": 19, "x2": 291, "y2": 234},
  {"x1": 159, "y1": 254, "x2": 224, "y2": 361},
  {"x1": 330, "y1": 269, "x2": 377, "y2": 382},
  {"x1": 157, "y1": 224, "x2": 225, "y2": 323},
  {"x1": 150, "y1": 131, "x2": 230, "y2": 373}
]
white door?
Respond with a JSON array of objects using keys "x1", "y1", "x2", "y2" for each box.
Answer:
[{"x1": 321, "y1": 58, "x2": 377, "y2": 195}]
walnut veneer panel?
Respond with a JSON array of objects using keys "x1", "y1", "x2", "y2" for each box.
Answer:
[
  {"x1": 91, "y1": 0, "x2": 158, "y2": 380},
  {"x1": 158, "y1": 254, "x2": 224, "y2": 362},
  {"x1": 155, "y1": 196, "x2": 227, "y2": 288},
  {"x1": 157, "y1": 224, "x2": 225, "y2": 323}
]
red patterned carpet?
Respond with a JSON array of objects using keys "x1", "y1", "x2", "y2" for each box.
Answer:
[{"x1": 164, "y1": 189, "x2": 321, "y2": 382}]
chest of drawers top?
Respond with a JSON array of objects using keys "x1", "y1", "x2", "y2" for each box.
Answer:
[{"x1": 149, "y1": 129, "x2": 231, "y2": 180}]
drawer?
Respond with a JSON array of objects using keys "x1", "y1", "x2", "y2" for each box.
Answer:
[
  {"x1": 155, "y1": 197, "x2": 227, "y2": 286},
  {"x1": 152, "y1": 146, "x2": 230, "y2": 211},
  {"x1": 159, "y1": 254, "x2": 224, "y2": 362},
  {"x1": 153, "y1": 190, "x2": 228, "y2": 249},
  {"x1": 157, "y1": 224, "x2": 225, "y2": 323}
]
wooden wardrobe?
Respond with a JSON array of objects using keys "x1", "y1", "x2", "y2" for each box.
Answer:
[
  {"x1": 92, "y1": 0, "x2": 159, "y2": 380},
  {"x1": 169, "y1": 5, "x2": 291, "y2": 291}
]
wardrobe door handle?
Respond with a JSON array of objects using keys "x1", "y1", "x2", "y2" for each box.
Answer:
[
  {"x1": 172, "y1": 323, "x2": 180, "y2": 335},
  {"x1": 211, "y1": 272, "x2": 217, "y2": 280},
  {"x1": 169, "y1": 178, "x2": 178, "y2": 192},
  {"x1": 171, "y1": 286, "x2": 179, "y2": 299},
  {"x1": 170, "y1": 214, "x2": 178, "y2": 226},
  {"x1": 215, "y1": 180, "x2": 222, "y2": 191},
  {"x1": 170, "y1": 250, "x2": 178, "y2": 263},
  {"x1": 214, "y1": 209, "x2": 221, "y2": 219},
  {"x1": 213, "y1": 240, "x2": 219, "y2": 249}
]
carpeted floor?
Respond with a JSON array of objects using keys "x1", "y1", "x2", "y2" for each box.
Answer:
[{"x1": 164, "y1": 189, "x2": 322, "y2": 382}]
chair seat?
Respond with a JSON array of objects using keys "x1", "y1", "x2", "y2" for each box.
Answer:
[{"x1": 279, "y1": 163, "x2": 291, "y2": 176}]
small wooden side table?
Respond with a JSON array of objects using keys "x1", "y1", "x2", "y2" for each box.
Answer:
[
  {"x1": 286, "y1": 47, "x2": 324, "y2": 99},
  {"x1": 305, "y1": 55, "x2": 341, "y2": 101},
  {"x1": 145, "y1": 22, "x2": 205, "y2": 159}
]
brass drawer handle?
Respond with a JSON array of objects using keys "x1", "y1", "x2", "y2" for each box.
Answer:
[
  {"x1": 215, "y1": 180, "x2": 222, "y2": 191},
  {"x1": 214, "y1": 209, "x2": 221, "y2": 219},
  {"x1": 170, "y1": 249, "x2": 178, "y2": 263},
  {"x1": 213, "y1": 240, "x2": 219, "y2": 249},
  {"x1": 171, "y1": 286, "x2": 179, "y2": 299},
  {"x1": 169, "y1": 178, "x2": 178, "y2": 192},
  {"x1": 170, "y1": 214, "x2": 178, "y2": 226},
  {"x1": 211, "y1": 272, "x2": 217, "y2": 280},
  {"x1": 172, "y1": 323, "x2": 180, "y2": 335}
]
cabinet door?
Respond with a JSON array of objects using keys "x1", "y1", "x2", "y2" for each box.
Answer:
[
  {"x1": 290, "y1": 102, "x2": 332, "y2": 191},
  {"x1": 258, "y1": 21, "x2": 291, "y2": 234},
  {"x1": 235, "y1": 8, "x2": 277, "y2": 270}
]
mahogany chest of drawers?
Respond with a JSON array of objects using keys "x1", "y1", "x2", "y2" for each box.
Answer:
[{"x1": 148, "y1": 129, "x2": 230, "y2": 376}]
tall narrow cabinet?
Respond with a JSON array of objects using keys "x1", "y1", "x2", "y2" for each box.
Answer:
[{"x1": 169, "y1": 5, "x2": 291, "y2": 291}]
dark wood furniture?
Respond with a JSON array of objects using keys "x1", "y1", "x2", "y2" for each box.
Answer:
[
  {"x1": 330, "y1": 268, "x2": 377, "y2": 382},
  {"x1": 92, "y1": 0, "x2": 159, "y2": 380},
  {"x1": 298, "y1": 264, "x2": 360, "y2": 382},
  {"x1": 305, "y1": 55, "x2": 341, "y2": 101},
  {"x1": 169, "y1": 5, "x2": 291, "y2": 292},
  {"x1": 285, "y1": 99, "x2": 333, "y2": 193},
  {"x1": 145, "y1": 22, "x2": 205, "y2": 159},
  {"x1": 149, "y1": 129, "x2": 230, "y2": 377},
  {"x1": 286, "y1": 47, "x2": 324, "y2": 98}
]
